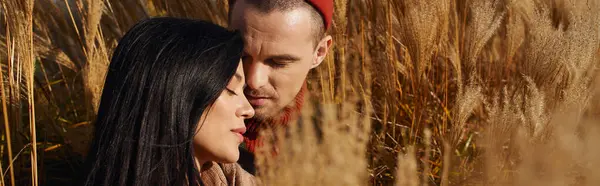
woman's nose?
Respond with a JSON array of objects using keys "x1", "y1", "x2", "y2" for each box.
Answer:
[{"x1": 237, "y1": 96, "x2": 255, "y2": 119}]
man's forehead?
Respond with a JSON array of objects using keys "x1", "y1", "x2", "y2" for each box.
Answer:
[
  {"x1": 242, "y1": 31, "x2": 307, "y2": 60},
  {"x1": 230, "y1": 4, "x2": 313, "y2": 42},
  {"x1": 230, "y1": 6, "x2": 314, "y2": 57}
]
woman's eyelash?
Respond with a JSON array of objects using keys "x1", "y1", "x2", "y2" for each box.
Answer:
[{"x1": 226, "y1": 88, "x2": 237, "y2": 95}]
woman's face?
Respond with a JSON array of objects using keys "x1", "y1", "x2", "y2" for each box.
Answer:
[{"x1": 194, "y1": 61, "x2": 254, "y2": 164}]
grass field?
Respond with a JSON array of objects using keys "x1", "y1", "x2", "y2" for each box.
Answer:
[{"x1": 1, "y1": 0, "x2": 600, "y2": 185}]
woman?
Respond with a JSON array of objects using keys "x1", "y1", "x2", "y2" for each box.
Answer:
[{"x1": 80, "y1": 17, "x2": 257, "y2": 186}]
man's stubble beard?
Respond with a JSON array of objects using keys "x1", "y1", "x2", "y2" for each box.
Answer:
[{"x1": 251, "y1": 104, "x2": 281, "y2": 122}]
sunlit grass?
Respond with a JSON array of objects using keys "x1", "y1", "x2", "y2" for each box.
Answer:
[{"x1": 1, "y1": 0, "x2": 600, "y2": 185}]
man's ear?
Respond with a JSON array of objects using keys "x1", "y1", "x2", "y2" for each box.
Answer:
[{"x1": 311, "y1": 35, "x2": 333, "y2": 69}]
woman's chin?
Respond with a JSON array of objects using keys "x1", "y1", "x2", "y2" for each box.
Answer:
[{"x1": 215, "y1": 149, "x2": 240, "y2": 163}]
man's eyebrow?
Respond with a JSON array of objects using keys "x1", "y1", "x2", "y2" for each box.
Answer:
[{"x1": 268, "y1": 54, "x2": 301, "y2": 61}]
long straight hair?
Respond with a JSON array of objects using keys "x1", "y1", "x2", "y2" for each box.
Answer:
[{"x1": 79, "y1": 17, "x2": 244, "y2": 186}]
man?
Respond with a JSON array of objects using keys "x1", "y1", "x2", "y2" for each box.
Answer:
[{"x1": 227, "y1": 0, "x2": 334, "y2": 174}]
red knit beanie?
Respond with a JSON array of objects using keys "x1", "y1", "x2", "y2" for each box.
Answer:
[{"x1": 228, "y1": 0, "x2": 333, "y2": 30}]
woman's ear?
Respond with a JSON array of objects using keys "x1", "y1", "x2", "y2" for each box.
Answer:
[{"x1": 311, "y1": 35, "x2": 333, "y2": 69}]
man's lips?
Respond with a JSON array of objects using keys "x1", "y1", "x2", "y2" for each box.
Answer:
[{"x1": 246, "y1": 95, "x2": 270, "y2": 106}]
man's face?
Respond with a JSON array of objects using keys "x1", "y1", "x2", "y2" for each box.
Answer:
[{"x1": 230, "y1": 1, "x2": 330, "y2": 120}]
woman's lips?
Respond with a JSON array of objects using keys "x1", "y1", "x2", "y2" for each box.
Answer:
[
  {"x1": 233, "y1": 132, "x2": 244, "y2": 142},
  {"x1": 231, "y1": 127, "x2": 246, "y2": 142}
]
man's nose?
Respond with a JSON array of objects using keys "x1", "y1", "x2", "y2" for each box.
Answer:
[{"x1": 244, "y1": 61, "x2": 269, "y2": 91}]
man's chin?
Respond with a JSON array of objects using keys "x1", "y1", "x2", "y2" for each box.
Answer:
[
  {"x1": 251, "y1": 106, "x2": 280, "y2": 121},
  {"x1": 251, "y1": 109, "x2": 272, "y2": 121}
]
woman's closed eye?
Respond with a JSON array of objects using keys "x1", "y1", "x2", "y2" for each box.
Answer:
[{"x1": 226, "y1": 88, "x2": 238, "y2": 96}]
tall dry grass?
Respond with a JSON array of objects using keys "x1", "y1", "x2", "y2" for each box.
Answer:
[
  {"x1": 1, "y1": 0, "x2": 37, "y2": 185},
  {"x1": 1, "y1": 0, "x2": 600, "y2": 185}
]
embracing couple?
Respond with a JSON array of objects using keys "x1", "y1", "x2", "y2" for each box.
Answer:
[{"x1": 78, "y1": 0, "x2": 333, "y2": 185}]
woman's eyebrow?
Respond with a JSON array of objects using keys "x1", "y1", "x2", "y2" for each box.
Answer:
[{"x1": 234, "y1": 73, "x2": 243, "y2": 82}]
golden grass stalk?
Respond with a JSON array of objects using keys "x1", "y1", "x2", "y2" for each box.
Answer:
[
  {"x1": 84, "y1": 0, "x2": 104, "y2": 52},
  {"x1": 81, "y1": 0, "x2": 110, "y2": 113},
  {"x1": 25, "y1": 0, "x2": 36, "y2": 184},
  {"x1": 1, "y1": 0, "x2": 36, "y2": 185},
  {"x1": 0, "y1": 6, "x2": 14, "y2": 186},
  {"x1": 0, "y1": 160, "x2": 3, "y2": 186},
  {"x1": 395, "y1": 146, "x2": 417, "y2": 186},
  {"x1": 421, "y1": 129, "x2": 431, "y2": 186},
  {"x1": 462, "y1": 0, "x2": 504, "y2": 70},
  {"x1": 83, "y1": 36, "x2": 110, "y2": 113},
  {"x1": 333, "y1": 0, "x2": 347, "y2": 102},
  {"x1": 440, "y1": 142, "x2": 450, "y2": 186},
  {"x1": 62, "y1": 0, "x2": 86, "y2": 58},
  {"x1": 23, "y1": 0, "x2": 37, "y2": 185},
  {"x1": 0, "y1": 60, "x2": 12, "y2": 186}
]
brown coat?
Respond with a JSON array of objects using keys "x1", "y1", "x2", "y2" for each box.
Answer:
[{"x1": 200, "y1": 162, "x2": 260, "y2": 186}]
